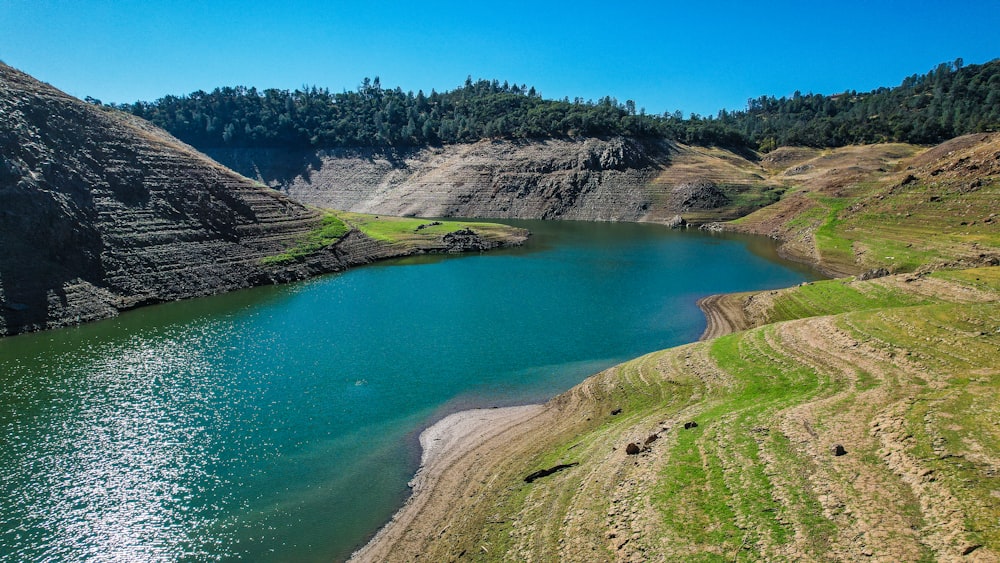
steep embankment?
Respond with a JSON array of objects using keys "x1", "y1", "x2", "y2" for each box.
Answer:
[
  {"x1": 355, "y1": 267, "x2": 1000, "y2": 562},
  {"x1": 715, "y1": 134, "x2": 1000, "y2": 276},
  {"x1": 206, "y1": 139, "x2": 782, "y2": 224},
  {"x1": 0, "y1": 64, "x2": 525, "y2": 336}
]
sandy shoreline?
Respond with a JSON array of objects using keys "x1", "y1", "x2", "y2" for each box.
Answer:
[{"x1": 349, "y1": 404, "x2": 545, "y2": 562}]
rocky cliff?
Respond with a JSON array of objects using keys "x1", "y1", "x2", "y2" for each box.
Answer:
[
  {"x1": 0, "y1": 64, "x2": 522, "y2": 336},
  {"x1": 206, "y1": 137, "x2": 778, "y2": 224}
]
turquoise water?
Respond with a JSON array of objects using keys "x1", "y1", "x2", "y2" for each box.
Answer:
[{"x1": 0, "y1": 221, "x2": 819, "y2": 561}]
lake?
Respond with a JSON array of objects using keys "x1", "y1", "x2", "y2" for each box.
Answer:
[{"x1": 0, "y1": 220, "x2": 819, "y2": 561}]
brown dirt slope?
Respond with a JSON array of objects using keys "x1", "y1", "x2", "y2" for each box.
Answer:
[{"x1": 207, "y1": 139, "x2": 781, "y2": 224}]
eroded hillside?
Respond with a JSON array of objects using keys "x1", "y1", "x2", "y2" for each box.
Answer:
[
  {"x1": 719, "y1": 134, "x2": 1000, "y2": 275},
  {"x1": 0, "y1": 64, "x2": 525, "y2": 336},
  {"x1": 207, "y1": 139, "x2": 782, "y2": 224},
  {"x1": 354, "y1": 134, "x2": 1000, "y2": 562}
]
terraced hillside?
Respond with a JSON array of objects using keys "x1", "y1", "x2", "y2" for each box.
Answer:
[
  {"x1": 207, "y1": 138, "x2": 781, "y2": 224},
  {"x1": 353, "y1": 134, "x2": 1000, "y2": 563},
  {"x1": 719, "y1": 134, "x2": 1000, "y2": 276},
  {"x1": 357, "y1": 267, "x2": 1000, "y2": 562},
  {"x1": 0, "y1": 64, "x2": 525, "y2": 336}
]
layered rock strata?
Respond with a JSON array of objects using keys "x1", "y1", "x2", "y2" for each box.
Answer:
[{"x1": 0, "y1": 64, "x2": 519, "y2": 336}]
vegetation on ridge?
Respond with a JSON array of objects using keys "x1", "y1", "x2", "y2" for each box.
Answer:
[{"x1": 113, "y1": 59, "x2": 999, "y2": 153}]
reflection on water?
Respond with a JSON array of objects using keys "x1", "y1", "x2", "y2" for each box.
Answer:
[{"x1": 0, "y1": 221, "x2": 820, "y2": 561}]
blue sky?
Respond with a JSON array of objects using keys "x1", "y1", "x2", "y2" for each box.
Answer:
[{"x1": 2, "y1": 0, "x2": 998, "y2": 116}]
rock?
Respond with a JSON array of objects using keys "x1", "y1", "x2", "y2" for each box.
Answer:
[
  {"x1": 857, "y1": 268, "x2": 891, "y2": 281},
  {"x1": 441, "y1": 228, "x2": 499, "y2": 252},
  {"x1": 224, "y1": 136, "x2": 672, "y2": 223},
  {"x1": 664, "y1": 214, "x2": 687, "y2": 229},
  {"x1": 644, "y1": 434, "x2": 658, "y2": 445},
  {"x1": 625, "y1": 443, "x2": 641, "y2": 455},
  {"x1": 831, "y1": 444, "x2": 847, "y2": 456},
  {"x1": 672, "y1": 180, "x2": 730, "y2": 211},
  {"x1": 683, "y1": 421, "x2": 698, "y2": 429},
  {"x1": 415, "y1": 221, "x2": 442, "y2": 230}
]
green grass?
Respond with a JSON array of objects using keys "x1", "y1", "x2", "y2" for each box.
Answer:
[
  {"x1": 812, "y1": 195, "x2": 856, "y2": 269},
  {"x1": 481, "y1": 268, "x2": 999, "y2": 559},
  {"x1": 765, "y1": 277, "x2": 933, "y2": 323},
  {"x1": 261, "y1": 211, "x2": 526, "y2": 265},
  {"x1": 260, "y1": 213, "x2": 349, "y2": 265},
  {"x1": 337, "y1": 211, "x2": 524, "y2": 248},
  {"x1": 931, "y1": 266, "x2": 1000, "y2": 291}
]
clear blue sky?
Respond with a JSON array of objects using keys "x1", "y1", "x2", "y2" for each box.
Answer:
[{"x1": 2, "y1": 0, "x2": 998, "y2": 116}]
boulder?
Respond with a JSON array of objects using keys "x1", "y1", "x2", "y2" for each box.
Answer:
[
  {"x1": 857, "y1": 268, "x2": 891, "y2": 281},
  {"x1": 664, "y1": 214, "x2": 687, "y2": 229}
]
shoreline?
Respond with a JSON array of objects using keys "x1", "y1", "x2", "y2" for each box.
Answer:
[
  {"x1": 351, "y1": 290, "x2": 783, "y2": 562},
  {"x1": 349, "y1": 404, "x2": 546, "y2": 562},
  {"x1": 696, "y1": 292, "x2": 753, "y2": 340}
]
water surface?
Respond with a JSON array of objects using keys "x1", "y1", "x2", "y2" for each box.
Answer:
[{"x1": 0, "y1": 220, "x2": 819, "y2": 561}]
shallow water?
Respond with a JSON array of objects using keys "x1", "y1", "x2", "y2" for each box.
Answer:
[{"x1": 0, "y1": 220, "x2": 819, "y2": 561}]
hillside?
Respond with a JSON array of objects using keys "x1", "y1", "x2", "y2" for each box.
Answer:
[
  {"x1": 355, "y1": 267, "x2": 1000, "y2": 562},
  {"x1": 354, "y1": 133, "x2": 1000, "y2": 562},
  {"x1": 716, "y1": 133, "x2": 1000, "y2": 276},
  {"x1": 0, "y1": 64, "x2": 525, "y2": 336},
  {"x1": 206, "y1": 138, "x2": 780, "y2": 223},
  {"x1": 120, "y1": 59, "x2": 998, "y2": 153}
]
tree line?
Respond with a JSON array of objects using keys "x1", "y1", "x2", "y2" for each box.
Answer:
[
  {"x1": 113, "y1": 59, "x2": 999, "y2": 153},
  {"x1": 720, "y1": 58, "x2": 1000, "y2": 150}
]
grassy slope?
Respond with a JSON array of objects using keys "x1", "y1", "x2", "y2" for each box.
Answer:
[
  {"x1": 260, "y1": 211, "x2": 527, "y2": 264},
  {"x1": 371, "y1": 134, "x2": 1000, "y2": 562},
  {"x1": 411, "y1": 268, "x2": 999, "y2": 562},
  {"x1": 335, "y1": 211, "x2": 525, "y2": 247},
  {"x1": 728, "y1": 134, "x2": 1000, "y2": 275}
]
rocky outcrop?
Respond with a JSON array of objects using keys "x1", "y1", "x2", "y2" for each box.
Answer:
[
  {"x1": 441, "y1": 228, "x2": 498, "y2": 252},
  {"x1": 206, "y1": 137, "x2": 771, "y2": 224},
  {"x1": 671, "y1": 180, "x2": 730, "y2": 211},
  {"x1": 0, "y1": 64, "x2": 433, "y2": 336}
]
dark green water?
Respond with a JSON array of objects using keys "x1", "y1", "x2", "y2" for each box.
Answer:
[{"x1": 0, "y1": 220, "x2": 819, "y2": 561}]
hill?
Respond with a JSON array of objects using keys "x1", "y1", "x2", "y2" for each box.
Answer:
[
  {"x1": 353, "y1": 133, "x2": 1000, "y2": 561},
  {"x1": 204, "y1": 138, "x2": 781, "y2": 224},
  {"x1": 118, "y1": 59, "x2": 999, "y2": 155},
  {"x1": 0, "y1": 64, "x2": 525, "y2": 336},
  {"x1": 714, "y1": 133, "x2": 1000, "y2": 276}
]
